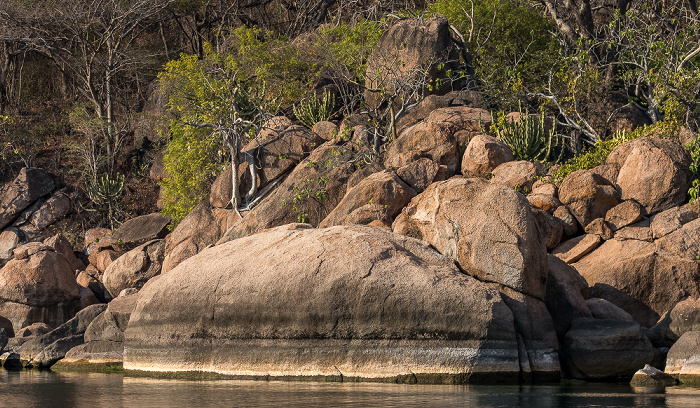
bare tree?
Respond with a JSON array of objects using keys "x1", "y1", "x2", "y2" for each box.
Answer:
[{"x1": 0, "y1": 0, "x2": 175, "y2": 173}]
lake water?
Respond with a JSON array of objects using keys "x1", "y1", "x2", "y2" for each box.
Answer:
[{"x1": 2, "y1": 370, "x2": 700, "y2": 408}]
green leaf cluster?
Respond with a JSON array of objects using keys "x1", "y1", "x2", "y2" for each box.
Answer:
[{"x1": 492, "y1": 104, "x2": 564, "y2": 163}]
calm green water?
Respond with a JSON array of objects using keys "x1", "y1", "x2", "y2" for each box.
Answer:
[{"x1": 2, "y1": 370, "x2": 700, "y2": 408}]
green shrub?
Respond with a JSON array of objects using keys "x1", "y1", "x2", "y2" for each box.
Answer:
[
  {"x1": 688, "y1": 133, "x2": 700, "y2": 205},
  {"x1": 429, "y1": 0, "x2": 561, "y2": 104},
  {"x1": 550, "y1": 130, "x2": 633, "y2": 183}
]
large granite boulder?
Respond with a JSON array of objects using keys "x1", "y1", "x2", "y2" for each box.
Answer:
[
  {"x1": 544, "y1": 256, "x2": 592, "y2": 340},
  {"x1": 563, "y1": 318, "x2": 655, "y2": 380},
  {"x1": 319, "y1": 171, "x2": 416, "y2": 227},
  {"x1": 558, "y1": 170, "x2": 620, "y2": 229},
  {"x1": 0, "y1": 242, "x2": 82, "y2": 330},
  {"x1": 384, "y1": 121, "x2": 460, "y2": 175},
  {"x1": 218, "y1": 141, "x2": 372, "y2": 243},
  {"x1": 392, "y1": 178, "x2": 548, "y2": 300},
  {"x1": 665, "y1": 331, "x2": 700, "y2": 385},
  {"x1": 364, "y1": 15, "x2": 458, "y2": 110},
  {"x1": 606, "y1": 137, "x2": 691, "y2": 215},
  {"x1": 125, "y1": 225, "x2": 526, "y2": 383},
  {"x1": 161, "y1": 201, "x2": 225, "y2": 273},
  {"x1": 19, "y1": 303, "x2": 106, "y2": 368},
  {"x1": 669, "y1": 297, "x2": 700, "y2": 337},
  {"x1": 461, "y1": 134, "x2": 513, "y2": 178},
  {"x1": 103, "y1": 240, "x2": 165, "y2": 298},
  {"x1": 0, "y1": 167, "x2": 55, "y2": 230},
  {"x1": 573, "y1": 238, "x2": 700, "y2": 327},
  {"x1": 113, "y1": 213, "x2": 170, "y2": 250}
]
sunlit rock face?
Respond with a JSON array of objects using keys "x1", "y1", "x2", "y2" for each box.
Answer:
[{"x1": 124, "y1": 224, "x2": 528, "y2": 383}]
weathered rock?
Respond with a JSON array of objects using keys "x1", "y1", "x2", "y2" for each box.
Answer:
[
  {"x1": 551, "y1": 234, "x2": 602, "y2": 264},
  {"x1": 574, "y1": 239, "x2": 700, "y2": 327},
  {"x1": 531, "y1": 181, "x2": 557, "y2": 196},
  {"x1": 527, "y1": 194, "x2": 562, "y2": 214},
  {"x1": 395, "y1": 94, "x2": 454, "y2": 135},
  {"x1": 364, "y1": 15, "x2": 458, "y2": 110},
  {"x1": 396, "y1": 158, "x2": 440, "y2": 193},
  {"x1": 16, "y1": 322, "x2": 51, "y2": 338},
  {"x1": 607, "y1": 137, "x2": 691, "y2": 215},
  {"x1": 28, "y1": 190, "x2": 71, "y2": 231},
  {"x1": 490, "y1": 161, "x2": 539, "y2": 193},
  {"x1": 312, "y1": 121, "x2": 337, "y2": 141},
  {"x1": 651, "y1": 205, "x2": 698, "y2": 239},
  {"x1": 211, "y1": 123, "x2": 324, "y2": 208},
  {"x1": 669, "y1": 297, "x2": 700, "y2": 337},
  {"x1": 56, "y1": 340, "x2": 124, "y2": 368},
  {"x1": 385, "y1": 121, "x2": 459, "y2": 175},
  {"x1": 0, "y1": 229, "x2": 21, "y2": 261},
  {"x1": 553, "y1": 206, "x2": 578, "y2": 236},
  {"x1": 583, "y1": 218, "x2": 614, "y2": 240},
  {"x1": 76, "y1": 271, "x2": 109, "y2": 303},
  {"x1": 392, "y1": 178, "x2": 548, "y2": 299},
  {"x1": 564, "y1": 318, "x2": 655, "y2": 380},
  {"x1": 590, "y1": 164, "x2": 619, "y2": 186},
  {"x1": 0, "y1": 315, "x2": 13, "y2": 338},
  {"x1": 219, "y1": 142, "x2": 371, "y2": 243},
  {"x1": 586, "y1": 298, "x2": 635, "y2": 322},
  {"x1": 0, "y1": 168, "x2": 55, "y2": 230},
  {"x1": 665, "y1": 331, "x2": 700, "y2": 384},
  {"x1": 84, "y1": 228, "x2": 114, "y2": 251},
  {"x1": 113, "y1": 213, "x2": 170, "y2": 251},
  {"x1": 497, "y1": 285, "x2": 560, "y2": 381},
  {"x1": 656, "y1": 218, "x2": 700, "y2": 260},
  {"x1": 90, "y1": 249, "x2": 120, "y2": 274},
  {"x1": 19, "y1": 303, "x2": 106, "y2": 368},
  {"x1": 161, "y1": 201, "x2": 224, "y2": 274},
  {"x1": 615, "y1": 219, "x2": 654, "y2": 242},
  {"x1": 0, "y1": 242, "x2": 82, "y2": 330},
  {"x1": 605, "y1": 200, "x2": 644, "y2": 231},
  {"x1": 125, "y1": 225, "x2": 523, "y2": 383},
  {"x1": 461, "y1": 134, "x2": 514, "y2": 178},
  {"x1": 532, "y1": 209, "x2": 563, "y2": 250},
  {"x1": 103, "y1": 240, "x2": 165, "y2": 298},
  {"x1": 631, "y1": 364, "x2": 677, "y2": 387},
  {"x1": 544, "y1": 255, "x2": 592, "y2": 339},
  {"x1": 559, "y1": 170, "x2": 620, "y2": 228},
  {"x1": 44, "y1": 234, "x2": 85, "y2": 273},
  {"x1": 85, "y1": 293, "x2": 138, "y2": 343},
  {"x1": 319, "y1": 171, "x2": 416, "y2": 228}
]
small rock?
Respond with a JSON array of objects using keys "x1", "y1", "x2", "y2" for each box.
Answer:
[
  {"x1": 651, "y1": 205, "x2": 698, "y2": 239},
  {"x1": 551, "y1": 234, "x2": 602, "y2": 264},
  {"x1": 587, "y1": 298, "x2": 635, "y2": 322},
  {"x1": 631, "y1": 364, "x2": 676, "y2": 387},
  {"x1": 605, "y1": 200, "x2": 644, "y2": 231},
  {"x1": 461, "y1": 134, "x2": 514, "y2": 178},
  {"x1": 490, "y1": 160, "x2": 539, "y2": 192},
  {"x1": 584, "y1": 218, "x2": 614, "y2": 240},
  {"x1": 554, "y1": 206, "x2": 578, "y2": 236},
  {"x1": 113, "y1": 213, "x2": 170, "y2": 250}
]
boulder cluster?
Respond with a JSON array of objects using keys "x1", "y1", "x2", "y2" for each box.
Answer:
[{"x1": 1, "y1": 16, "x2": 699, "y2": 387}]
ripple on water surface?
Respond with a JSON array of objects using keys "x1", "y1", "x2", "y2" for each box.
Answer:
[{"x1": 2, "y1": 370, "x2": 700, "y2": 408}]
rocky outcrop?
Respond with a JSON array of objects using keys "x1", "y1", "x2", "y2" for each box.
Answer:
[
  {"x1": 665, "y1": 331, "x2": 700, "y2": 385},
  {"x1": 564, "y1": 318, "x2": 655, "y2": 380},
  {"x1": 218, "y1": 141, "x2": 371, "y2": 243},
  {"x1": 103, "y1": 240, "x2": 165, "y2": 297},
  {"x1": 125, "y1": 225, "x2": 529, "y2": 383},
  {"x1": 0, "y1": 167, "x2": 55, "y2": 230},
  {"x1": 210, "y1": 119, "x2": 324, "y2": 208},
  {"x1": 573, "y1": 238, "x2": 700, "y2": 327},
  {"x1": 113, "y1": 213, "x2": 170, "y2": 251},
  {"x1": 319, "y1": 171, "x2": 416, "y2": 227},
  {"x1": 461, "y1": 135, "x2": 513, "y2": 178},
  {"x1": 606, "y1": 137, "x2": 691, "y2": 215},
  {"x1": 19, "y1": 303, "x2": 106, "y2": 368},
  {"x1": 490, "y1": 161, "x2": 539, "y2": 192},
  {"x1": 393, "y1": 178, "x2": 548, "y2": 299},
  {"x1": 56, "y1": 292, "x2": 139, "y2": 369},
  {"x1": 0, "y1": 241, "x2": 83, "y2": 330},
  {"x1": 558, "y1": 170, "x2": 620, "y2": 229},
  {"x1": 364, "y1": 15, "x2": 458, "y2": 110}
]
